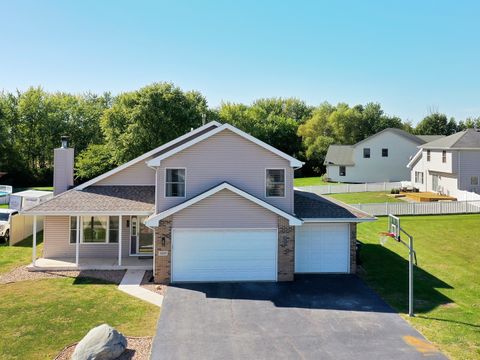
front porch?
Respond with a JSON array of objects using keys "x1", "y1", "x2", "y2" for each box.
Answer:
[{"x1": 28, "y1": 256, "x2": 153, "y2": 271}]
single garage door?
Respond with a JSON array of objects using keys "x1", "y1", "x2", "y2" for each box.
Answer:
[
  {"x1": 295, "y1": 223, "x2": 350, "y2": 273},
  {"x1": 172, "y1": 229, "x2": 277, "y2": 282}
]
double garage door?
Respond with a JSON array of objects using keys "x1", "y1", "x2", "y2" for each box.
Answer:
[{"x1": 171, "y1": 224, "x2": 350, "y2": 282}]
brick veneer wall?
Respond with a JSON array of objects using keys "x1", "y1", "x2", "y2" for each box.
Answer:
[
  {"x1": 154, "y1": 216, "x2": 172, "y2": 284},
  {"x1": 350, "y1": 223, "x2": 357, "y2": 274},
  {"x1": 277, "y1": 216, "x2": 295, "y2": 281}
]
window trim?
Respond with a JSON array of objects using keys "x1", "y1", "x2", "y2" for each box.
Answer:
[
  {"x1": 339, "y1": 166, "x2": 346, "y2": 177},
  {"x1": 164, "y1": 167, "x2": 187, "y2": 198},
  {"x1": 442, "y1": 150, "x2": 447, "y2": 163},
  {"x1": 69, "y1": 216, "x2": 77, "y2": 244},
  {"x1": 426, "y1": 150, "x2": 431, "y2": 162},
  {"x1": 265, "y1": 168, "x2": 286, "y2": 198},
  {"x1": 69, "y1": 215, "x2": 120, "y2": 245},
  {"x1": 382, "y1": 148, "x2": 388, "y2": 157},
  {"x1": 415, "y1": 171, "x2": 424, "y2": 184},
  {"x1": 363, "y1": 148, "x2": 371, "y2": 158}
]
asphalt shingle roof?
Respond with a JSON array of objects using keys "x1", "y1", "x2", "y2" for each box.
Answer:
[
  {"x1": 324, "y1": 145, "x2": 354, "y2": 166},
  {"x1": 421, "y1": 129, "x2": 480, "y2": 149},
  {"x1": 23, "y1": 186, "x2": 155, "y2": 214},
  {"x1": 294, "y1": 190, "x2": 374, "y2": 220}
]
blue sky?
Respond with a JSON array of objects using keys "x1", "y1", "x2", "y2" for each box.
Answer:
[{"x1": 1, "y1": 0, "x2": 479, "y2": 123}]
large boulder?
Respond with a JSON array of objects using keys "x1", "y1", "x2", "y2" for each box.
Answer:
[{"x1": 72, "y1": 324, "x2": 127, "y2": 360}]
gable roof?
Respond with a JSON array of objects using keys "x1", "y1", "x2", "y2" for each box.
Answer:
[
  {"x1": 294, "y1": 189, "x2": 376, "y2": 222},
  {"x1": 406, "y1": 149, "x2": 423, "y2": 169},
  {"x1": 145, "y1": 182, "x2": 303, "y2": 227},
  {"x1": 416, "y1": 135, "x2": 445, "y2": 143},
  {"x1": 75, "y1": 121, "x2": 222, "y2": 190},
  {"x1": 355, "y1": 128, "x2": 428, "y2": 147},
  {"x1": 146, "y1": 123, "x2": 303, "y2": 168},
  {"x1": 420, "y1": 129, "x2": 480, "y2": 150},
  {"x1": 22, "y1": 186, "x2": 155, "y2": 215},
  {"x1": 324, "y1": 145, "x2": 354, "y2": 166}
]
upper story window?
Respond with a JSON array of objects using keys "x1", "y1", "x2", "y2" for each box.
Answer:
[
  {"x1": 471, "y1": 176, "x2": 479, "y2": 186},
  {"x1": 165, "y1": 168, "x2": 186, "y2": 197},
  {"x1": 266, "y1": 169, "x2": 285, "y2": 197},
  {"x1": 363, "y1": 148, "x2": 370, "y2": 158},
  {"x1": 442, "y1": 150, "x2": 447, "y2": 163},
  {"x1": 382, "y1": 148, "x2": 388, "y2": 157},
  {"x1": 339, "y1": 166, "x2": 346, "y2": 176},
  {"x1": 427, "y1": 150, "x2": 431, "y2": 161}
]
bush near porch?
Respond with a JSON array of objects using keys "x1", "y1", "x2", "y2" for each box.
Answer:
[{"x1": 358, "y1": 214, "x2": 480, "y2": 360}]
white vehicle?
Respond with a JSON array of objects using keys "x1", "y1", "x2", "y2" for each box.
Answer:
[{"x1": 0, "y1": 209, "x2": 18, "y2": 244}]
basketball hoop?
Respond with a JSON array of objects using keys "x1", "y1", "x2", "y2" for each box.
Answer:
[{"x1": 379, "y1": 231, "x2": 396, "y2": 246}]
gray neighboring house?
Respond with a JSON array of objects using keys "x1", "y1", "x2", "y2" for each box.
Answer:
[
  {"x1": 24, "y1": 121, "x2": 375, "y2": 283},
  {"x1": 324, "y1": 128, "x2": 443, "y2": 183},
  {"x1": 407, "y1": 128, "x2": 480, "y2": 199}
]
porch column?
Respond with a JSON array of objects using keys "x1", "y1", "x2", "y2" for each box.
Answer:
[
  {"x1": 75, "y1": 215, "x2": 80, "y2": 266},
  {"x1": 118, "y1": 216, "x2": 122, "y2": 266},
  {"x1": 32, "y1": 215, "x2": 37, "y2": 266}
]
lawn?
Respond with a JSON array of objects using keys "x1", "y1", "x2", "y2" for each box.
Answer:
[
  {"x1": 358, "y1": 214, "x2": 480, "y2": 360},
  {"x1": 0, "y1": 204, "x2": 7, "y2": 208},
  {"x1": 0, "y1": 230, "x2": 160, "y2": 359},
  {"x1": 294, "y1": 176, "x2": 331, "y2": 186},
  {"x1": 0, "y1": 277, "x2": 160, "y2": 359},
  {"x1": 327, "y1": 191, "x2": 403, "y2": 204},
  {"x1": 0, "y1": 231, "x2": 43, "y2": 275}
]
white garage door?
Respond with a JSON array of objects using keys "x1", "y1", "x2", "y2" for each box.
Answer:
[
  {"x1": 295, "y1": 223, "x2": 350, "y2": 273},
  {"x1": 172, "y1": 229, "x2": 277, "y2": 282}
]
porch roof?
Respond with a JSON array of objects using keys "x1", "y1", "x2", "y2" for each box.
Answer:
[{"x1": 22, "y1": 186, "x2": 155, "y2": 215}]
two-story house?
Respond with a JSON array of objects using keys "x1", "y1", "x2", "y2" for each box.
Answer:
[
  {"x1": 407, "y1": 128, "x2": 480, "y2": 199},
  {"x1": 324, "y1": 128, "x2": 443, "y2": 183},
  {"x1": 23, "y1": 121, "x2": 374, "y2": 283}
]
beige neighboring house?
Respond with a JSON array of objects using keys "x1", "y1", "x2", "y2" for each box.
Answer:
[
  {"x1": 407, "y1": 128, "x2": 480, "y2": 200},
  {"x1": 23, "y1": 121, "x2": 375, "y2": 283}
]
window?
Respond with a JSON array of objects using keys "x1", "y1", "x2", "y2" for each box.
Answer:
[
  {"x1": 363, "y1": 148, "x2": 370, "y2": 158},
  {"x1": 415, "y1": 171, "x2": 424, "y2": 184},
  {"x1": 83, "y1": 216, "x2": 108, "y2": 243},
  {"x1": 165, "y1": 168, "x2": 186, "y2": 197},
  {"x1": 266, "y1": 169, "x2": 285, "y2": 197},
  {"x1": 109, "y1": 216, "x2": 119, "y2": 243},
  {"x1": 339, "y1": 166, "x2": 346, "y2": 176},
  {"x1": 442, "y1": 150, "x2": 447, "y2": 163},
  {"x1": 382, "y1": 148, "x2": 388, "y2": 157},
  {"x1": 69, "y1": 216, "x2": 77, "y2": 244},
  {"x1": 471, "y1": 176, "x2": 479, "y2": 186},
  {"x1": 427, "y1": 150, "x2": 431, "y2": 161}
]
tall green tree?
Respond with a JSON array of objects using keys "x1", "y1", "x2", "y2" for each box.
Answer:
[{"x1": 415, "y1": 113, "x2": 458, "y2": 135}]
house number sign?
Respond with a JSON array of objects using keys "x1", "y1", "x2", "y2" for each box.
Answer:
[{"x1": 158, "y1": 251, "x2": 169, "y2": 256}]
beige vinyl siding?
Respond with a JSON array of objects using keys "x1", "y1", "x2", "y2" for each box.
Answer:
[
  {"x1": 43, "y1": 216, "x2": 131, "y2": 259},
  {"x1": 96, "y1": 159, "x2": 155, "y2": 186},
  {"x1": 157, "y1": 129, "x2": 294, "y2": 214},
  {"x1": 172, "y1": 189, "x2": 278, "y2": 228}
]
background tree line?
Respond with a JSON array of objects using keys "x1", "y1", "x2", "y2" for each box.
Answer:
[{"x1": 0, "y1": 82, "x2": 479, "y2": 186}]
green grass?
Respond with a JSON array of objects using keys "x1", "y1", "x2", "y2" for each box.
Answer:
[
  {"x1": 0, "y1": 204, "x2": 7, "y2": 208},
  {"x1": 0, "y1": 231, "x2": 43, "y2": 275},
  {"x1": 294, "y1": 176, "x2": 331, "y2": 186},
  {"x1": 358, "y1": 214, "x2": 480, "y2": 360},
  {"x1": 0, "y1": 277, "x2": 160, "y2": 359},
  {"x1": 327, "y1": 191, "x2": 403, "y2": 204},
  {"x1": 13, "y1": 186, "x2": 54, "y2": 192}
]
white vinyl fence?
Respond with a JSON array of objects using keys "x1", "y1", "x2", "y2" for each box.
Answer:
[
  {"x1": 298, "y1": 181, "x2": 405, "y2": 195},
  {"x1": 352, "y1": 200, "x2": 480, "y2": 216}
]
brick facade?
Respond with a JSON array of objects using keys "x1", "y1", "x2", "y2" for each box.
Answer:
[
  {"x1": 154, "y1": 216, "x2": 172, "y2": 284},
  {"x1": 277, "y1": 216, "x2": 295, "y2": 281},
  {"x1": 349, "y1": 223, "x2": 357, "y2": 274}
]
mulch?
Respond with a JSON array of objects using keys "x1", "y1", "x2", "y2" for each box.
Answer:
[
  {"x1": 0, "y1": 266, "x2": 126, "y2": 285},
  {"x1": 54, "y1": 336, "x2": 153, "y2": 360}
]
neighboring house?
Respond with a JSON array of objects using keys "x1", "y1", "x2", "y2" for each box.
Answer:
[
  {"x1": 23, "y1": 121, "x2": 375, "y2": 283},
  {"x1": 324, "y1": 128, "x2": 443, "y2": 183},
  {"x1": 407, "y1": 128, "x2": 480, "y2": 198}
]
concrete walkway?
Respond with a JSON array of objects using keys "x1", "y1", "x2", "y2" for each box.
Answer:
[{"x1": 118, "y1": 269, "x2": 163, "y2": 307}]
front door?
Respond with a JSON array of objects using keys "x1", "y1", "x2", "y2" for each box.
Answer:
[{"x1": 130, "y1": 216, "x2": 154, "y2": 256}]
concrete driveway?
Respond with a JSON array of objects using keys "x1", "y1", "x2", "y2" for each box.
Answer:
[{"x1": 151, "y1": 275, "x2": 445, "y2": 360}]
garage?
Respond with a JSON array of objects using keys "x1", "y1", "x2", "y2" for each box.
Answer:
[
  {"x1": 172, "y1": 228, "x2": 278, "y2": 282},
  {"x1": 295, "y1": 223, "x2": 350, "y2": 273}
]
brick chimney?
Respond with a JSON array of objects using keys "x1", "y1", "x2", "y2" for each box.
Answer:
[{"x1": 53, "y1": 136, "x2": 74, "y2": 195}]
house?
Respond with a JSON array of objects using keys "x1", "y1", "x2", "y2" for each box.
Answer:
[
  {"x1": 23, "y1": 121, "x2": 375, "y2": 283},
  {"x1": 324, "y1": 128, "x2": 443, "y2": 183},
  {"x1": 407, "y1": 128, "x2": 480, "y2": 199}
]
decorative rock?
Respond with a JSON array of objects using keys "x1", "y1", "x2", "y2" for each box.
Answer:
[{"x1": 71, "y1": 324, "x2": 127, "y2": 360}]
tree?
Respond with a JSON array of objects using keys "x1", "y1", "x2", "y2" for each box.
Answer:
[
  {"x1": 101, "y1": 82, "x2": 207, "y2": 164},
  {"x1": 76, "y1": 144, "x2": 116, "y2": 181},
  {"x1": 458, "y1": 117, "x2": 480, "y2": 130},
  {"x1": 415, "y1": 113, "x2": 458, "y2": 135}
]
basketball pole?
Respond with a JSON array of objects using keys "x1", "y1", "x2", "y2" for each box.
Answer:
[{"x1": 399, "y1": 228, "x2": 415, "y2": 317}]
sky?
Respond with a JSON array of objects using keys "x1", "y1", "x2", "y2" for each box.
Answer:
[{"x1": 1, "y1": 0, "x2": 479, "y2": 124}]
